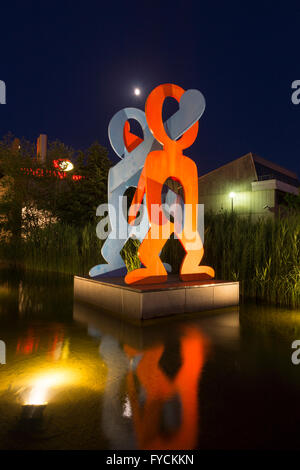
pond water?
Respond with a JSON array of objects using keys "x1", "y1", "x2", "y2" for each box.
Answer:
[{"x1": 0, "y1": 268, "x2": 300, "y2": 450}]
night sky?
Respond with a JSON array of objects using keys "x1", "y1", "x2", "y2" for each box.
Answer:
[{"x1": 0, "y1": 1, "x2": 299, "y2": 176}]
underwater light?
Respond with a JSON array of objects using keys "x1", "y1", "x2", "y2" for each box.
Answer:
[
  {"x1": 21, "y1": 370, "x2": 72, "y2": 420},
  {"x1": 21, "y1": 404, "x2": 47, "y2": 420},
  {"x1": 23, "y1": 371, "x2": 70, "y2": 409},
  {"x1": 21, "y1": 377, "x2": 50, "y2": 419},
  {"x1": 25, "y1": 383, "x2": 48, "y2": 406}
]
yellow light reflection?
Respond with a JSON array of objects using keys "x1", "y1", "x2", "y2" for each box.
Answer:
[
  {"x1": 26, "y1": 385, "x2": 48, "y2": 406},
  {"x1": 24, "y1": 369, "x2": 80, "y2": 406},
  {"x1": 0, "y1": 332, "x2": 107, "y2": 411}
]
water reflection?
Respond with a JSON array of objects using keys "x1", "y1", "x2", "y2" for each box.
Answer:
[
  {"x1": 15, "y1": 326, "x2": 70, "y2": 361},
  {"x1": 0, "y1": 268, "x2": 73, "y2": 321},
  {"x1": 123, "y1": 328, "x2": 206, "y2": 449},
  {"x1": 0, "y1": 268, "x2": 242, "y2": 449},
  {"x1": 74, "y1": 303, "x2": 239, "y2": 450},
  {"x1": 5, "y1": 269, "x2": 300, "y2": 449}
]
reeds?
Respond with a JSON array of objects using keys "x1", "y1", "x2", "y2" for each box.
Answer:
[
  {"x1": 0, "y1": 222, "x2": 100, "y2": 275},
  {"x1": 202, "y1": 211, "x2": 300, "y2": 308}
]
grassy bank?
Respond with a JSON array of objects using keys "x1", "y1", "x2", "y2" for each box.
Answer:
[{"x1": 0, "y1": 212, "x2": 299, "y2": 308}]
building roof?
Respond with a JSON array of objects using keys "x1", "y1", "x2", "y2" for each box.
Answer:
[
  {"x1": 199, "y1": 152, "x2": 300, "y2": 188},
  {"x1": 252, "y1": 154, "x2": 299, "y2": 187}
]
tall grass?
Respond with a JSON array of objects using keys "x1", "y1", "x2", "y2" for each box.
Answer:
[
  {"x1": 203, "y1": 212, "x2": 299, "y2": 308},
  {"x1": 0, "y1": 222, "x2": 102, "y2": 276},
  {"x1": 0, "y1": 212, "x2": 299, "y2": 307}
]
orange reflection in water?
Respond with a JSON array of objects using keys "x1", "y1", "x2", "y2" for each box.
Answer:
[
  {"x1": 124, "y1": 327, "x2": 208, "y2": 450},
  {"x1": 16, "y1": 326, "x2": 68, "y2": 361},
  {"x1": 16, "y1": 328, "x2": 40, "y2": 355}
]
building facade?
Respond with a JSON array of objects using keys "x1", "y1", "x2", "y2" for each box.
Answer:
[{"x1": 198, "y1": 153, "x2": 299, "y2": 218}]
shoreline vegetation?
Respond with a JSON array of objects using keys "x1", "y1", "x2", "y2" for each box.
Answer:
[{"x1": 0, "y1": 211, "x2": 299, "y2": 309}]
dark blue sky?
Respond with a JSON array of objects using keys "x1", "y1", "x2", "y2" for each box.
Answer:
[{"x1": 0, "y1": 1, "x2": 299, "y2": 176}]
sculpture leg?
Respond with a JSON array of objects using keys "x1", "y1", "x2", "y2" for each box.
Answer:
[
  {"x1": 125, "y1": 228, "x2": 168, "y2": 284},
  {"x1": 178, "y1": 231, "x2": 214, "y2": 281},
  {"x1": 89, "y1": 236, "x2": 126, "y2": 277},
  {"x1": 128, "y1": 195, "x2": 172, "y2": 274},
  {"x1": 176, "y1": 158, "x2": 215, "y2": 281},
  {"x1": 89, "y1": 183, "x2": 128, "y2": 277}
]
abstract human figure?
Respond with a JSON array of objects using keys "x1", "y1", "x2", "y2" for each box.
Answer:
[
  {"x1": 126, "y1": 84, "x2": 215, "y2": 284},
  {"x1": 90, "y1": 89, "x2": 206, "y2": 278},
  {"x1": 124, "y1": 328, "x2": 208, "y2": 450}
]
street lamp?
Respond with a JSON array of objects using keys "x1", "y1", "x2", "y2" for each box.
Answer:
[{"x1": 229, "y1": 192, "x2": 236, "y2": 212}]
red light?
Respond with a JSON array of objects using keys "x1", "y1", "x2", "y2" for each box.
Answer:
[{"x1": 21, "y1": 161, "x2": 83, "y2": 181}]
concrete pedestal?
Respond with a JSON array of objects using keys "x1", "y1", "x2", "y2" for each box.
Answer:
[{"x1": 74, "y1": 275, "x2": 239, "y2": 321}]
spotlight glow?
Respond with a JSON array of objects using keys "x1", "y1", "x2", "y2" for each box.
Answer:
[
  {"x1": 229, "y1": 191, "x2": 236, "y2": 199},
  {"x1": 24, "y1": 370, "x2": 78, "y2": 406},
  {"x1": 26, "y1": 385, "x2": 48, "y2": 406}
]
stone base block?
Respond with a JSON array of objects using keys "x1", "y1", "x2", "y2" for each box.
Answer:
[{"x1": 74, "y1": 275, "x2": 239, "y2": 321}]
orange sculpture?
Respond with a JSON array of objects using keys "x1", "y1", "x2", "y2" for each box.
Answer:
[
  {"x1": 125, "y1": 83, "x2": 215, "y2": 285},
  {"x1": 123, "y1": 120, "x2": 143, "y2": 152}
]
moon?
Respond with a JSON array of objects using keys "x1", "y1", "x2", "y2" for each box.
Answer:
[{"x1": 134, "y1": 87, "x2": 141, "y2": 96}]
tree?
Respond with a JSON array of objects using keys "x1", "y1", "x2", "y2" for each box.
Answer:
[
  {"x1": 51, "y1": 142, "x2": 110, "y2": 227},
  {"x1": 0, "y1": 135, "x2": 111, "y2": 242},
  {"x1": 0, "y1": 134, "x2": 40, "y2": 243},
  {"x1": 283, "y1": 193, "x2": 300, "y2": 211}
]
